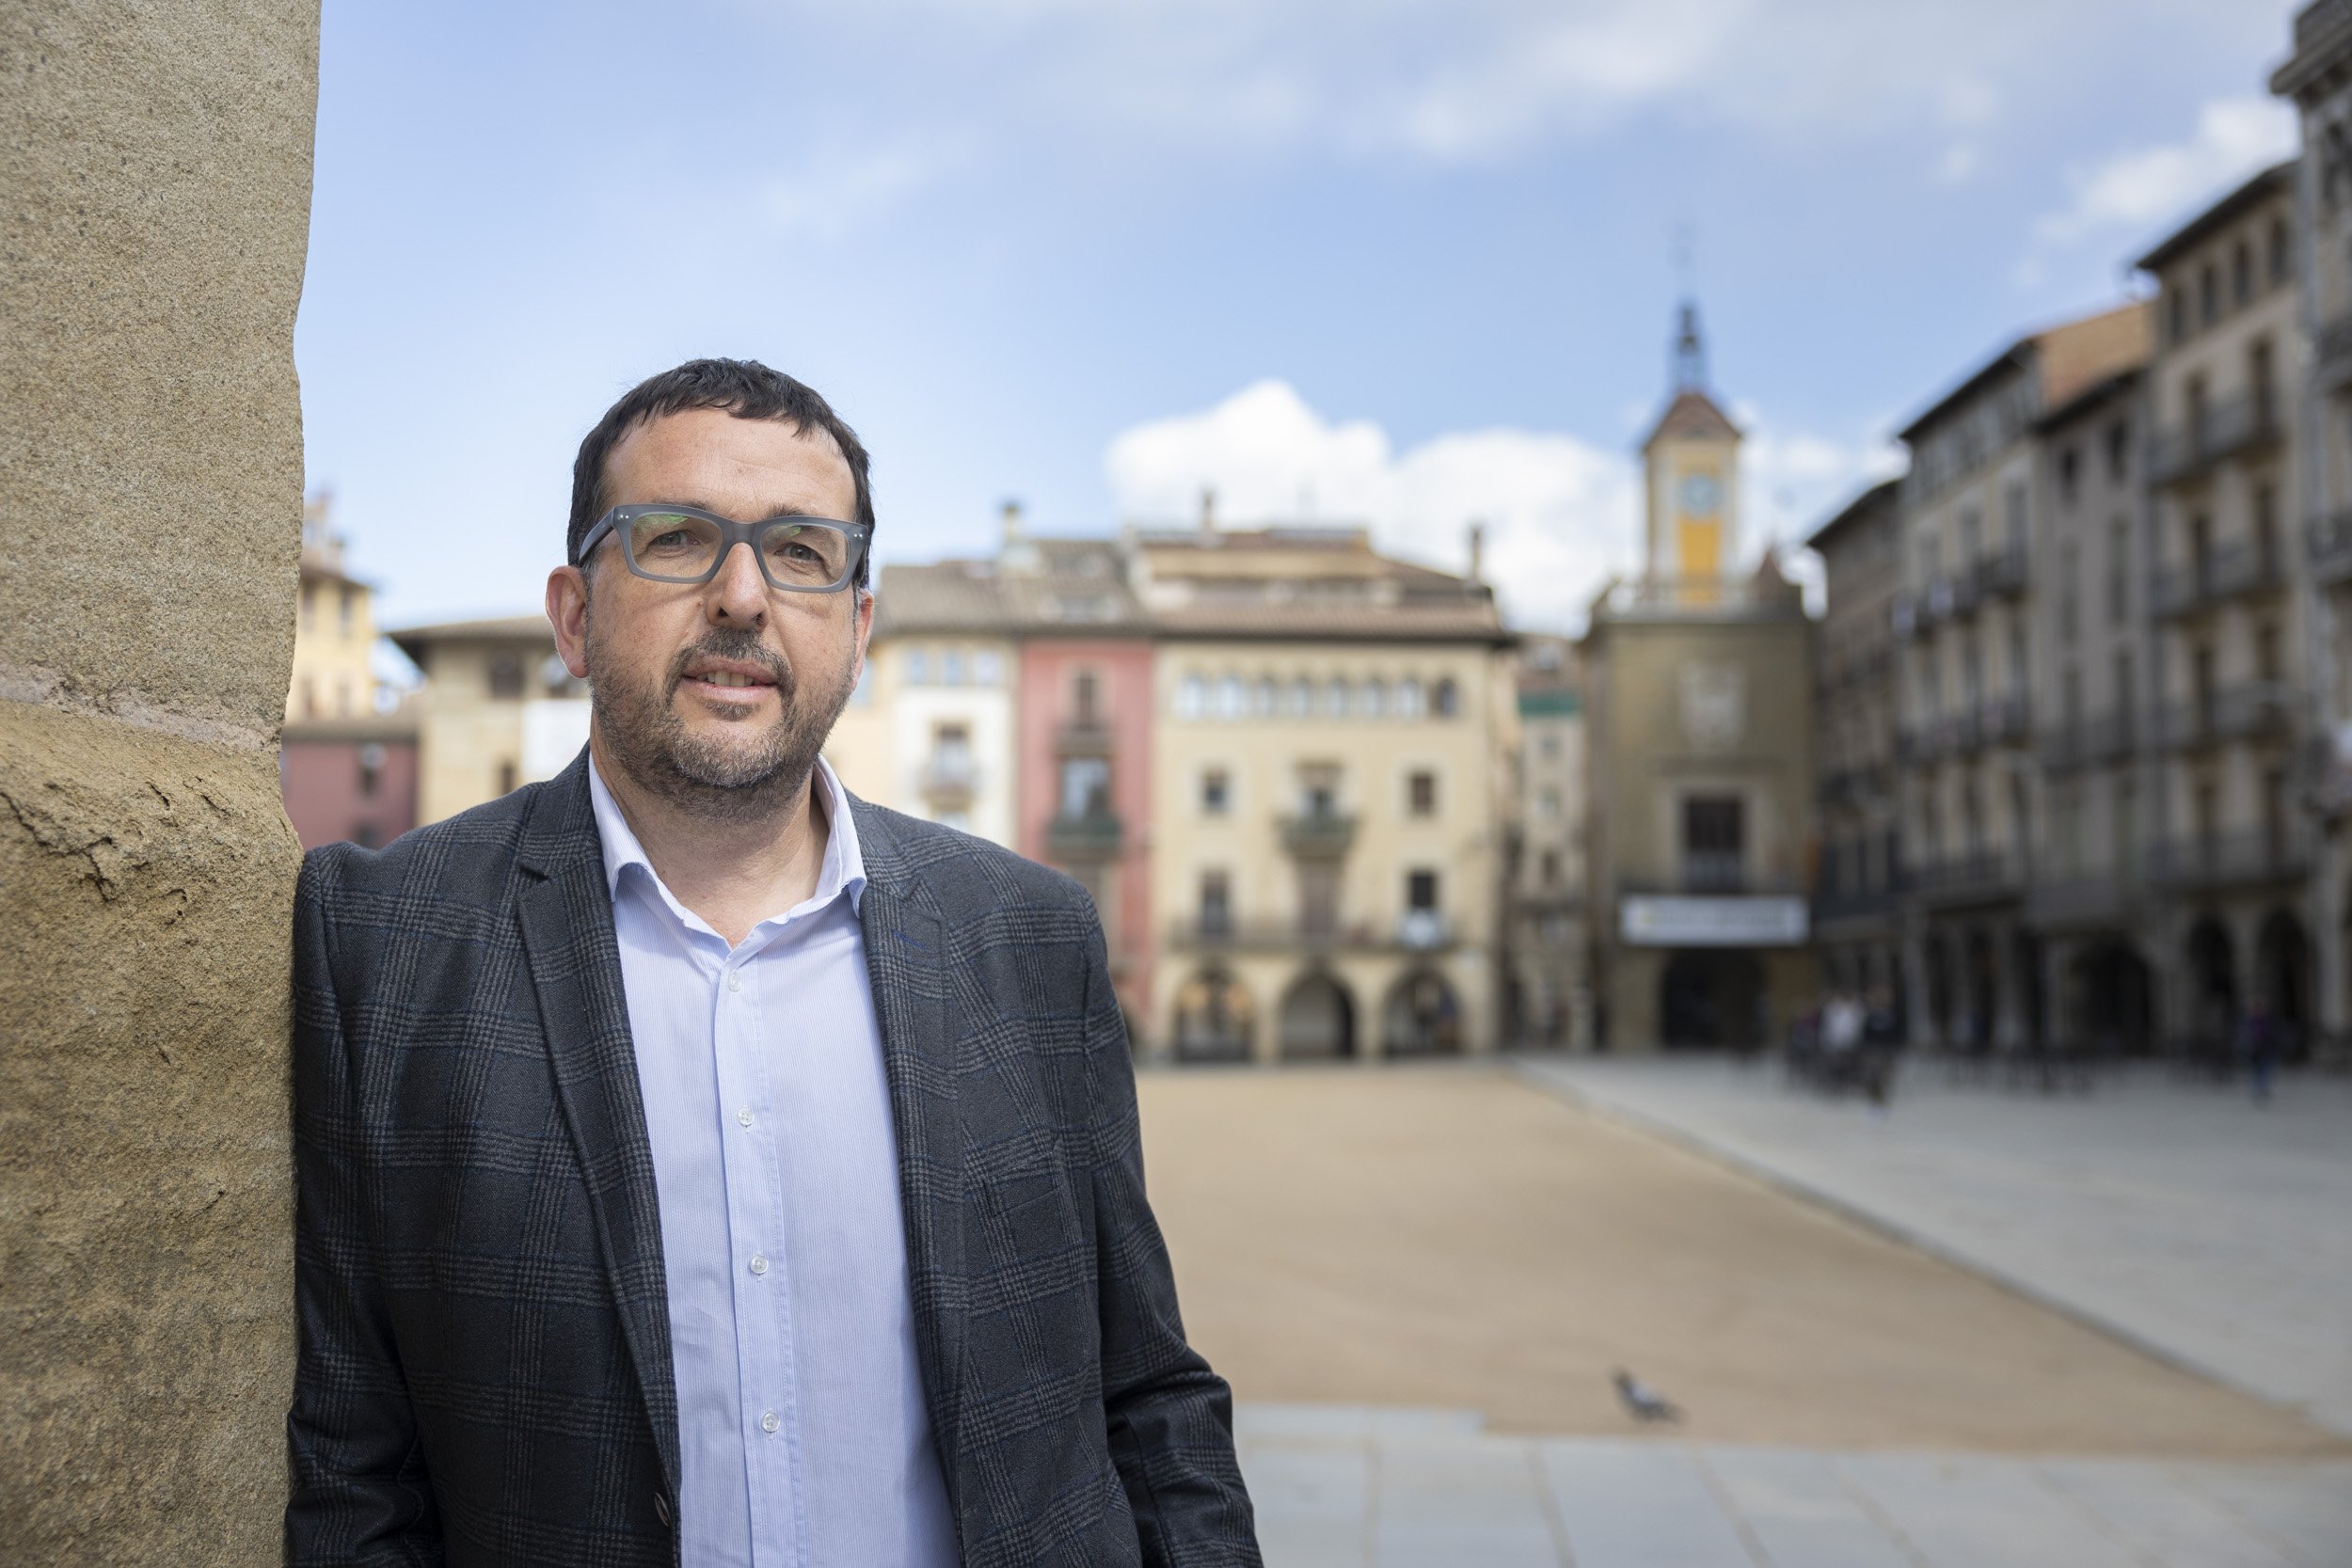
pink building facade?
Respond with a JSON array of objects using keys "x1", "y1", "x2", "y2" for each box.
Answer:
[
  {"x1": 280, "y1": 723, "x2": 419, "y2": 849},
  {"x1": 1016, "y1": 638, "x2": 1155, "y2": 1041}
]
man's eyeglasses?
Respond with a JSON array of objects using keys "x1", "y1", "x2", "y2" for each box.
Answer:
[{"x1": 576, "y1": 504, "x2": 871, "y2": 594}]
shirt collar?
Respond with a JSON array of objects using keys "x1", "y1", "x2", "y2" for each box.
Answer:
[{"x1": 587, "y1": 752, "x2": 866, "y2": 925}]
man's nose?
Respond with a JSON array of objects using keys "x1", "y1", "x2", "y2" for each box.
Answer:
[{"x1": 707, "y1": 542, "x2": 769, "y2": 625}]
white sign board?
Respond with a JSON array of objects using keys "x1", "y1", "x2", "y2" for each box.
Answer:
[
  {"x1": 521, "y1": 698, "x2": 594, "y2": 783},
  {"x1": 1620, "y1": 895, "x2": 1807, "y2": 948}
]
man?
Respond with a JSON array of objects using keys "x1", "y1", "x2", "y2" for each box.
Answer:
[{"x1": 287, "y1": 359, "x2": 1259, "y2": 1566}]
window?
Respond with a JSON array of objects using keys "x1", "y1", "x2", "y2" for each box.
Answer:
[
  {"x1": 974, "y1": 650, "x2": 1002, "y2": 686},
  {"x1": 2258, "y1": 621, "x2": 2281, "y2": 684},
  {"x1": 1284, "y1": 677, "x2": 1312, "y2": 718},
  {"x1": 1198, "y1": 870, "x2": 1232, "y2": 936},
  {"x1": 1537, "y1": 734, "x2": 1560, "y2": 761},
  {"x1": 358, "y1": 742, "x2": 385, "y2": 798},
  {"x1": 2105, "y1": 421, "x2": 2129, "y2": 482},
  {"x1": 2108, "y1": 517, "x2": 2130, "y2": 622},
  {"x1": 905, "y1": 649, "x2": 930, "y2": 686},
  {"x1": 1539, "y1": 849, "x2": 1561, "y2": 888},
  {"x1": 1176, "y1": 674, "x2": 1207, "y2": 720},
  {"x1": 2198, "y1": 262, "x2": 2218, "y2": 325},
  {"x1": 2168, "y1": 288, "x2": 2186, "y2": 345},
  {"x1": 2270, "y1": 216, "x2": 2292, "y2": 285},
  {"x1": 1060, "y1": 756, "x2": 1110, "y2": 819},
  {"x1": 1959, "y1": 506, "x2": 1981, "y2": 562},
  {"x1": 1432, "y1": 677, "x2": 1459, "y2": 718},
  {"x1": 2007, "y1": 617, "x2": 2028, "y2": 698},
  {"x1": 1297, "y1": 863, "x2": 1339, "y2": 937},
  {"x1": 1200, "y1": 768, "x2": 1230, "y2": 816},
  {"x1": 931, "y1": 723, "x2": 973, "y2": 784},
  {"x1": 1538, "y1": 787, "x2": 1561, "y2": 819},
  {"x1": 1216, "y1": 675, "x2": 1246, "y2": 720},
  {"x1": 1251, "y1": 677, "x2": 1277, "y2": 718},
  {"x1": 1298, "y1": 763, "x2": 1341, "y2": 818},
  {"x1": 2232, "y1": 241, "x2": 2253, "y2": 307},
  {"x1": 1682, "y1": 796, "x2": 1743, "y2": 891},
  {"x1": 2256, "y1": 482, "x2": 2280, "y2": 566},
  {"x1": 2058, "y1": 543, "x2": 2078, "y2": 645},
  {"x1": 2002, "y1": 483, "x2": 2026, "y2": 550},
  {"x1": 1407, "y1": 770, "x2": 1437, "y2": 816},
  {"x1": 942, "y1": 650, "x2": 966, "y2": 687},
  {"x1": 1322, "y1": 678, "x2": 1350, "y2": 718},
  {"x1": 339, "y1": 586, "x2": 357, "y2": 636},
  {"x1": 1395, "y1": 678, "x2": 1425, "y2": 719},
  {"x1": 1361, "y1": 678, "x2": 1387, "y2": 718},
  {"x1": 1406, "y1": 869, "x2": 1439, "y2": 911},
  {"x1": 335, "y1": 677, "x2": 354, "y2": 717},
  {"x1": 2115, "y1": 650, "x2": 2137, "y2": 743},
  {"x1": 488, "y1": 652, "x2": 525, "y2": 700},
  {"x1": 1073, "y1": 669, "x2": 1101, "y2": 725}
]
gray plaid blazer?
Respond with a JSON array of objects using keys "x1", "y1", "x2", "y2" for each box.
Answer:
[{"x1": 287, "y1": 751, "x2": 1258, "y2": 1567}]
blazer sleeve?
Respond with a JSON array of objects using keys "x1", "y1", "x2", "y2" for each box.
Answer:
[
  {"x1": 284, "y1": 848, "x2": 444, "y2": 1565},
  {"x1": 1079, "y1": 912, "x2": 1262, "y2": 1566}
]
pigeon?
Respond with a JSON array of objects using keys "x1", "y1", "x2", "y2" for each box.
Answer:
[{"x1": 1613, "y1": 1367, "x2": 1683, "y2": 1424}]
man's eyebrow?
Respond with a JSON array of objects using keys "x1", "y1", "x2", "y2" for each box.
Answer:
[{"x1": 647, "y1": 497, "x2": 834, "y2": 521}]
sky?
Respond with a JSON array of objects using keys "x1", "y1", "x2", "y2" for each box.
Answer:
[{"x1": 299, "y1": 0, "x2": 2301, "y2": 644}]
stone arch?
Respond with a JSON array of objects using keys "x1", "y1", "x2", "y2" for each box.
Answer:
[
  {"x1": 1171, "y1": 967, "x2": 1255, "y2": 1063},
  {"x1": 1277, "y1": 969, "x2": 1357, "y2": 1060},
  {"x1": 1658, "y1": 948, "x2": 1764, "y2": 1049},
  {"x1": 2185, "y1": 915, "x2": 2237, "y2": 1053},
  {"x1": 2254, "y1": 907, "x2": 2312, "y2": 1049},
  {"x1": 1381, "y1": 968, "x2": 1462, "y2": 1056}
]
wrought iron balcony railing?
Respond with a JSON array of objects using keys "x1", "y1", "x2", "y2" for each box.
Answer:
[{"x1": 2149, "y1": 393, "x2": 2285, "y2": 485}]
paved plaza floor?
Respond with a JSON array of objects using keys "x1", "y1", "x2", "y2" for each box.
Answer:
[
  {"x1": 1135, "y1": 1062, "x2": 2352, "y2": 1562},
  {"x1": 1517, "y1": 1055, "x2": 2352, "y2": 1439},
  {"x1": 1233, "y1": 1405, "x2": 2352, "y2": 1568}
]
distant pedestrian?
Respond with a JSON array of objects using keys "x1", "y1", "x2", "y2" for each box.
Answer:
[{"x1": 2239, "y1": 996, "x2": 2280, "y2": 1104}]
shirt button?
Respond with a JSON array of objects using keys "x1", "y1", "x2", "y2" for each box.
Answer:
[
  {"x1": 760, "y1": 1410, "x2": 780, "y2": 1434},
  {"x1": 726, "y1": 971, "x2": 742, "y2": 993},
  {"x1": 749, "y1": 1253, "x2": 769, "y2": 1275},
  {"x1": 737, "y1": 1108, "x2": 755, "y2": 1128}
]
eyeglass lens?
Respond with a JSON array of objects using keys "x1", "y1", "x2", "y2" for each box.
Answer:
[{"x1": 625, "y1": 512, "x2": 855, "y2": 588}]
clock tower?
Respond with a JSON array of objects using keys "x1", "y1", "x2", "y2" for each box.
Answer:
[{"x1": 1642, "y1": 301, "x2": 1741, "y2": 580}]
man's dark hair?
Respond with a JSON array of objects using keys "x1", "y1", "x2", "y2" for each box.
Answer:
[{"x1": 568, "y1": 357, "x2": 876, "y2": 588}]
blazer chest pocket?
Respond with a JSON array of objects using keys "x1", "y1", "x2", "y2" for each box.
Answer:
[{"x1": 984, "y1": 1170, "x2": 1082, "y2": 1259}]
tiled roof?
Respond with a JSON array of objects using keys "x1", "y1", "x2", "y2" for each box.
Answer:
[
  {"x1": 388, "y1": 614, "x2": 554, "y2": 663},
  {"x1": 1643, "y1": 388, "x2": 1740, "y2": 449}
]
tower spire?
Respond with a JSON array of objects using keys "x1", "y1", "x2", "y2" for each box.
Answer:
[{"x1": 1672, "y1": 298, "x2": 1708, "y2": 393}]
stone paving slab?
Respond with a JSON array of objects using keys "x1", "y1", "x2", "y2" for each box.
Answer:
[
  {"x1": 1515, "y1": 1058, "x2": 2352, "y2": 1438},
  {"x1": 1235, "y1": 1404, "x2": 2352, "y2": 1567}
]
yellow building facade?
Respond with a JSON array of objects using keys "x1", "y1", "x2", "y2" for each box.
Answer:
[
  {"x1": 389, "y1": 615, "x2": 584, "y2": 826},
  {"x1": 1139, "y1": 527, "x2": 1514, "y2": 1062}
]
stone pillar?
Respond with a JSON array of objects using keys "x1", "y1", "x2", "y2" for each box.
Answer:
[{"x1": 0, "y1": 5, "x2": 318, "y2": 1560}]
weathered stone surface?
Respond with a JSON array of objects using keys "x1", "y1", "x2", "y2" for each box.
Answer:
[
  {"x1": 0, "y1": 707, "x2": 301, "y2": 1560},
  {"x1": 0, "y1": 2, "x2": 318, "y2": 1560},
  {"x1": 0, "y1": 2, "x2": 316, "y2": 736}
]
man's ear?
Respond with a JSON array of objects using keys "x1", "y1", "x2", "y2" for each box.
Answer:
[
  {"x1": 850, "y1": 587, "x2": 874, "y2": 677},
  {"x1": 547, "y1": 564, "x2": 592, "y2": 678}
]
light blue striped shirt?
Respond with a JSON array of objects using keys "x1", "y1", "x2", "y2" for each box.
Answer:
[{"x1": 590, "y1": 757, "x2": 957, "y2": 1568}]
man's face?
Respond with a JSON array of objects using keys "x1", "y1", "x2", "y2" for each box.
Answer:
[{"x1": 546, "y1": 406, "x2": 871, "y2": 819}]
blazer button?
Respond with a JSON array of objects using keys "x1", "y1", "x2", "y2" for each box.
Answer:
[{"x1": 654, "y1": 1492, "x2": 674, "y2": 1528}]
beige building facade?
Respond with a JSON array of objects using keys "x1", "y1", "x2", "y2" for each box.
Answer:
[
  {"x1": 1586, "y1": 317, "x2": 1818, "y2": 1051},
  {"x1": 1142, "y1": 527, "x2": 1512, "y2": 1062},
  {"x1": 1808, "y1": 480, "x2": 1903, "y2": 1003},
  {"x1": 2135, "y1": 162, "x2": 2316, "y2": 1051},
  {"x1": 1503, "y1": 635, "x2": 1592, "y2": 1047},
  {"x1": 391, "y1": 615, "x2": 585, "y2": 826}
]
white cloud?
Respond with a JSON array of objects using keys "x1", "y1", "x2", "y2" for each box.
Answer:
[
  {"x1": 779, "y1": 0, "x2": 2248, "y2": 166},
  {"x1": 1104, "y1": 379, "x2": 1899, "y2": 630},
  {"x1": 2031, "y1": 95, "x2": 2298, "y2": 254},
  {"x1": 759, "y1": 135, "x2": 974, "y2": 241}
]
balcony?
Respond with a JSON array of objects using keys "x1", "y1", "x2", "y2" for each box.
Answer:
[
  {"x1": 1279, "y1": 810, "x2": 1359, "y2": 858},
  {"x1": 2027, "y1": 874, "x2": 2135, "y2": 928},
  {"x1": 1053, "y1": 719, "x2": 1115, "y2": 758},
  {"x1": 2318, "y1": 312, "x2": 2352, "y2": 393},
  {"x1": 2158, "y1": 686, "x2": 2294, "y2": 752},
  {"x1": 2039, "y1": 711, "x2": 2137, "y2": 773},
  {"x1": 1908, "y1": 850, "x2": 2023, "y2": 907},
  {"x1": 2149, "y1": 393, "x2": 2285, "y2": 486},
  {"x1": 1168, "y1": 914, "x2": 1456, "y2": 954},
  {"x1": 1973, "y1": 543, "x2": 2028, "y2": 599},
  {"x1": 2311, "y1": 512, "x2": 2352, "y2": 586},
  {"x1": 1044, "y1": 810, "x2": 1123, "y2": 861},
  {"x1": 919, "y1": 756, "x2": 977, "y2": 808},
  {"x1": 2151, "y1": 540, "x2": 2285, "y2": 620},
  {"x1": 2149, "y1": 831, "x2": 2308, "y2": 894}
]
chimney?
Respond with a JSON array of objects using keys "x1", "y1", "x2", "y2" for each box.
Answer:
[
  {"x1": 1467, "y1": 520, "x2": 1486, "y2": 583},
  {"x1": 1000, "y1": 498, "x2": 1024, "y2": 549},
  {"x1": 1199, "y1": 486, "x2": 1216, "y2": 534}
]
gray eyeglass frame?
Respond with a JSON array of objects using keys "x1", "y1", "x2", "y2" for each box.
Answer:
[{"x1": 576, "y1": 503, "x2": 873, "y2": 593}]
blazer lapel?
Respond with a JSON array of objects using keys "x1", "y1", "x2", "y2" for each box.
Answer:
[
  {"x1": 852, "y1": 800, "x2": 969, "y2": 1480},
  {"x1": 515, "y1": 754, "x2": 681, "y2": 1494}
]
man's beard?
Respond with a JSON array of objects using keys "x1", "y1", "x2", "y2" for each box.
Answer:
[{"x1": 586, "y1": 618, "x2": 856, "y2": 825}]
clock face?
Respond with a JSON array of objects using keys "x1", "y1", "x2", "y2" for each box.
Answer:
[{"x1": 1679, "y1": 473, "x2": 1723, "y2": 515}]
